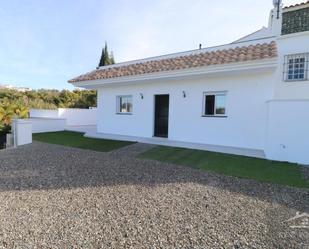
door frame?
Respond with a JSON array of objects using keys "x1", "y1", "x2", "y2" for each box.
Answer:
[{"x1": 153, "y1": 94, "x2": 170, "y2": 138}]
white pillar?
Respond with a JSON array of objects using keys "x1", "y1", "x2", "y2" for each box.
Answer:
[
  {"x1": 268, "y1": 0, "x2": 283, "y2": 36},
  {"x1": 15, "y1": 119, "x2": 32, "y2": 146}
]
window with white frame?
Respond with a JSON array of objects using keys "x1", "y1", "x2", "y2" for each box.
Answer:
[
  {"x1": 117, "y1": 95, "x2": 133, "y2": 114},
  {"x1": 284, "y1": 53, "x2": 309, "y2": 81},
  {"x1": 203, "y1": 92, "x2": 227, "y2": 117}
]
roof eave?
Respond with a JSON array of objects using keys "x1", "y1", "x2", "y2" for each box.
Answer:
[
  {"x1": 283, "y1": 2, "x2": 309, "y2": 12},
  {"x1": 70, "y1": 58, "x2": 278, "y2": 89}
]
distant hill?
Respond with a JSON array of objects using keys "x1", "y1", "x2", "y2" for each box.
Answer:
[{"x1": 0, "y1": 84, "x2": 32, "y2": 92}]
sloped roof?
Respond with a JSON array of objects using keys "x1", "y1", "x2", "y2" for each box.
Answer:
[
  {"x1": 283, "y1": 1, "x2": 309, "y2": 9},
  {"x1": 68, "y1": 41, "x2": 277, "y2": 83}
]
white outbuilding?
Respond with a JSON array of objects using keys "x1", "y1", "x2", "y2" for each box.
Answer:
[{"x1": 69, "y1": 1, "x2": 309, "y2": 165}]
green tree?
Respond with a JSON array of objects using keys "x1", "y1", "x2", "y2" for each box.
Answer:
[
  {"x1": 110, "y1": 51, "x2": 115, "y2": 64},
  {"x1": 98, "y1": 42, "x2": 115, "y2": 67},
  {"x1": 0, "y1": 98, "x2": 29, "y2": 127},
  {"x1": 0, "y1": 88, "x2": 98, "y2": 138},
  {"x1": 0, "y1": 104, "x2": 14, "y2": 127}
]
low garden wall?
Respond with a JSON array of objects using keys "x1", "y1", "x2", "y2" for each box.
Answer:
[
  {"x1": 29, "y1": 118, "x2": 66, "y2": 133},
  {"x1": 58, "y1": 108, "x2": 97, "y2": 126},
  {"x1": 29, "y1": 108, "x2": 97, "y2": 126},
  {"x1": 29, "y1": 109, "x2": 59, "y2": 118}
]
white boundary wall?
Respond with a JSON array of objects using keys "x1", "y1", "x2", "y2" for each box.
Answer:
[
  {"x1": 29, "y1": 109, "x2": 58, "y2": 118},
  {"x1": 30, "y1": 108, "x2": 97, "y2": 126},
  {"x1": 58, "y1": 108, "x2": 97, "y2": 126},
  {"x1": 29, "y1": 118, "x2": 66, "y2": 133}
]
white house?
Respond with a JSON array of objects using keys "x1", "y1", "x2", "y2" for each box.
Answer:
[{"x1": 69, "y1": 1, "x2": 309, "y2": 165}]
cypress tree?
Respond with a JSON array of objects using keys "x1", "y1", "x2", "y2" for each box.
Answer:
[
  {"x1": 110, "y1": 52, "x2": 115, "y2": 65},
  {"x1": 98, "y1": 48, "x2": 106, "y2": 67},
  {"x1": 98, "y1": 42, "x2": 115, "y2": 67}
]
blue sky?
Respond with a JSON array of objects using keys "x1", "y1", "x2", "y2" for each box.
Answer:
[{"x1": 0, "y1": 0, "x2": 301, "y2": 90}]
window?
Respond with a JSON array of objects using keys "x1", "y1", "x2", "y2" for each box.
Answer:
[
  {"x1": 117, "y1": 95, "x2": 132, "y2": 114},
  {"x1": 203, "y1": 92, "x2": 227, "y2": 117},
  {"x1": 284, "y1": 53, "x2": 309, "y2": 81}
]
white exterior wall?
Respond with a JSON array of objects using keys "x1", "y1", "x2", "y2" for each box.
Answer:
[
  {"x1": 97, "y1": 72, "x2": 274, "y2": 150},
  {"x1": 274, "y1": 31, "x2": 309, "y2": 100},
  {"x1": 263, "y1": 31, "x2": 309, "y2": 164},
  {"x1": 265, "y1": 100, "x2": 309, "y2": 164}
]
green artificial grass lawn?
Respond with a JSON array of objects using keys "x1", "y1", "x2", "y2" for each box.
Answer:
[
  {"x1": 138, "y1": 146, "x2": 309, "y2": 188},
  {"x1": 33, "y1": 131, "x2": 134, "y2": 152}
]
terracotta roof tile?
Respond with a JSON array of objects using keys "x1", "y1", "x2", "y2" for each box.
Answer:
[
  {"x1": 283, "y1": 1, "x2": 309, "y2": 9},
  {"x1": 69, "y1": 41, "x2": 277, "y2": 83}
]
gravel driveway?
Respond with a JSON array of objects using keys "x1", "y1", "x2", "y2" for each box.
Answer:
[{"x1": 0, "y1": 142, "x2": 308, "y2": 248}]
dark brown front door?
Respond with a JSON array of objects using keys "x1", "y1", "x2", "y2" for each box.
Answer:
[{"x1": 154, "y1": 95, "x2": 169, "y2": 138}]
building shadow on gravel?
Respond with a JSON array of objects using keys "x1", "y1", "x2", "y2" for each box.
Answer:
[{"x1": 0, "y1": 142, "x2": 307, "y2": 212}]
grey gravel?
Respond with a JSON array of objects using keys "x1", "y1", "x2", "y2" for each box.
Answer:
[{"x1": 0, "y1": 142, "x2": 308, "y2": 249}]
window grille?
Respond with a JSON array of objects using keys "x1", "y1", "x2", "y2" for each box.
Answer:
[{"x1": 283, "y1": 53, "x2": 309, "y2": 81}]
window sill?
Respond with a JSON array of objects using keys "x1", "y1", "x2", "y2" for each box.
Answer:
[
  {"x1": 116, "y1": 112, "x2": 133, "y2": 115},
  {"x1": 202, "y1": 115, "x2": 228, "y2": 118},
  {"x1": 284, "y1": 79, "x2": 308, "y2": 82}
]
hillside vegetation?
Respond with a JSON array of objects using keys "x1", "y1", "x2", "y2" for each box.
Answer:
[{"x1": 0, "y1": 88, "x2": 96, "y2": 135}]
